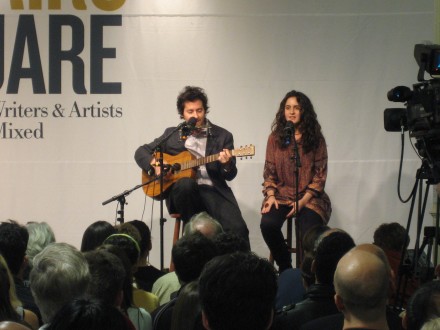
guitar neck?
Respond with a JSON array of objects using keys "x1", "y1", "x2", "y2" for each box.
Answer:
[
  {"x1": 181, "y1": 149, "x2": 249, "y2": 170},
  {"x1": 181, "y1": 152, "x2": 221, "y2": 170}
]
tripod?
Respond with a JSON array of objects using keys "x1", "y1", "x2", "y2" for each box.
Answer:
[{"x1": 394, "y1": 163, "x2": 440, "y2": 308}]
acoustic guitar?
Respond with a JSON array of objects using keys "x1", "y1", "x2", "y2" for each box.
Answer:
[{"x1": 142, "y1": 144, "x2": 255, "y2": 199}]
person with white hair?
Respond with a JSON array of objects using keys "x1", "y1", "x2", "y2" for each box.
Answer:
[{"x1": 30, "y1": 243, "x2": 90, "y2": 326}]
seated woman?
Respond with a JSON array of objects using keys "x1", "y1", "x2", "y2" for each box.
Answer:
[
  {"x1": 127, "y1": 220, "x2": 165, "y2": 292},
  {"x1": 80, "y1": 220, "x2": 116, "y2": 252}
]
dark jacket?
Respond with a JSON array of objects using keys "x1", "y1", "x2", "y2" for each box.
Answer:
[{"x1": 272, "y1": 283, "x2": 339, "y2": 330}]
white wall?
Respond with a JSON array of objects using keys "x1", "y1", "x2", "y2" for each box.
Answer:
[{"x1": 0, "y1": 0, "x2": 437, "y2": 268}]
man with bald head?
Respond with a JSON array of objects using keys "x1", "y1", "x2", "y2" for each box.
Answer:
[
  {"x1": 273, "y1": 230, "x2": 355, "y2": 330},
  {"x1": 334, "y1": 248, "x2": 390, "y2": 330},
  {"x1": 301, "y1": 244, "x2": 403, "y2": 330}
]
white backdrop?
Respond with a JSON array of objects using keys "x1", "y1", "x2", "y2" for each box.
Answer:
[{"x1": 0, "y1": 0, "x2": 437, "y2": 268}]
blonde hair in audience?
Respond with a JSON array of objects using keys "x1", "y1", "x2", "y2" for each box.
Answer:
[{"x1": 0, "y1": 255, "x2": 22, "y2": 309}]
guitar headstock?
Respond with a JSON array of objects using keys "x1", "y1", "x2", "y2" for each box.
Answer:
[{"x1": 233, "y1": 144, "x2": 255, "y2": 159}]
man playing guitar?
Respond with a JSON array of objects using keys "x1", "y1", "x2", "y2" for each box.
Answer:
[{"x1": 135, "y1": 86, "x2": 250, "y2": 248}]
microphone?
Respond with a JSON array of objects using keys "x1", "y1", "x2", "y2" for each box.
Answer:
[
  {"x1": 177, "y1": 117, "x2": 197, "y2": 129},
  {"x1": 180, "y1": 117, "x2": 197, "y2": 140},
  {"x1": 283, "y1": 121, "x2": 294, "y2": 145},
  {"x1": 186, "y1": 117, "x2": 197, "y2": 128}
]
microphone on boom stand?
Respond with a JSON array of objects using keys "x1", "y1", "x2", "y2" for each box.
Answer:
[
  {"x1": 180, "y1": 117, "x2": 197, "y2": 140},
  {"x1": 284, "y1": 121, "x2": 295, "y2": 146}
]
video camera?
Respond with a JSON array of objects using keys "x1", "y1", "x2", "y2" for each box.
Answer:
[{"x1": 384, "y1": 43, "x2": 440, "y2": 184}]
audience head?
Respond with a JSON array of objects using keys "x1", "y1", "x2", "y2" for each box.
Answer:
[
  {"x1": 405, "y1": 280, "x2": 440, "y2": 330},
  {"x1": 0, "y1": 221, "x2": 29, "y2": 276},
  {"x1": 373, "y1": 222, "x2": 409, "y2": 252},
  {"x1": 300, "y1": 224, "x2": 330, "y2": 287},
  {"x1": 313, "y1": 230, "x2": 355, "y2": 285},
  {"x1": 103, "y1": 233, "x2": 140, "y2": 268},
  {"x1": 302, "y1": 224, "x2": 331, "y2": 257},
  {"x1": 172, "y1": 232, "x2": 217, "y2": 285},
  {"x1": 334, "y1": 248, "x2": 389, "y2": 324},
  {"x1": 354, "y1": 244, "x2": 391, "y2": 270},
  {"x1": 199, "y1": 252, "x2": 277, "y2": 330},
  {"x1": 171, "y1": 281, "x2": 204, "y2": 330},
  {"x1": 80, "y1": 220, "x2": 116, "y2": 252},
  {"x1": 183, "y1": 212, "x2": 223, "y2": 239},
  {"x1": 30, "y1": 243, "x2": 90, "y2": 323},
  {"x1": 25, "y1": 222, "x2": 56, "y2": 269},
  {"x1": 117, "y1": 223, "x2": 142, "y2": 246},
  {"x1": 127, "y1": 220, "x2": 152, "y2": 259},
  {"x1": 0, "y1": 322, "x2": 31, "y2": 330},
  {"x1": 47, "y1": 298, "x2": 131, "y2": 330},
  {"x1": 84, "y1": 249, "x2": 126, "y2": 307},
  {"x1": 212, "y1": 231, "x2": 250, "y2": 255},
  {"x1": 97, "y1": 244, "x2": 134, "y2": 310},
  {"x1": 421, "y1": 317, "x2": 440, "y2": 330}
]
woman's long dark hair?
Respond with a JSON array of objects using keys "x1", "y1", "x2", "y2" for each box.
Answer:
[
  {"x1": 80, "y1": 221, "x2": 116, "y2": 253},
  {"x1": 271, "y1": 90, "x2": 323, "y2": 153}
]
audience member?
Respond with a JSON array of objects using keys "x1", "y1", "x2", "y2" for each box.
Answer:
[
  {"x1": 0, "y1": 256, "x2": 38, "y2": 330},
  {"x1": 29, "y1": 243, "x2": 90, "y2": 326},
  {"x1": 23, "y1": 222, "x2": 55, "y2": 283},
  {"x1": 334, "y1": 248, "x2": 390, "y2": 330},
  {"x1": 212, "y1": 231, "x2": 250, "y2": 255},
  {"x1": 151, "y1": 272, "x2": 180, "y2": 307},
  {"x1": 199, "y1": 252, "x2": 277, "y2": 330},
  {"x1": 0, "y1": 260, "x2": 29, "y2": 328},
  {"x1": 172, "y1": 232, "x2": 217, "y2": 286},
  {"x1": 118, "y1": 222, "x2": 142, "y2": 247},
  {"x1": 84, "y1": 249, "x2": 126, "y2": 305},
  {"x1": 170, "y1": 281, "x2": 204, "y2": 330},
  {"x1": 46, "y1": 298, "x2": 133, "y2": 330},
  {"x1": 300, "y1": 244, "x2": 404, "y2": 330},
  {"x1": 80, "y1": 220, "x2": 116, "y2": 252},
  {"x1": 0, "y1": 322, "x2": 31, "y2": 330},
  {"x1": 84, "y1": 249, "x2": 152, "y2": 330},
  {"x1": 403, "y1": 280, "x2": 440, "y2": 330},
  {"x1": 0, "y1": 221, "x2": 41, "y2": 323},
  {"x1": 152, "y1": 232, "x2": 218, "y2": 330},
  {"x1": 420, "y1": 317, "x2": 440, "y2": 330},
  {"x1": 152, "y1": 212, "x2": 223, "y2": 305},
  {"x1": 128, "y1": 220, "x2": 165, "y2": 292},
  {"x1": 273, "y1": 230, "x2": 355, "y2": 330},
  {"x1": 276, "y1": 224, "x2": 330, "y2": 310},
  {"x1": 104, "y1": 232, "x2": 141, "y2": 271},
  {"x1": 182, "y1": 212, "x2": 223, "y2": 238},
  {"x1": 373, "y1": 222, "x2": 417, "y2": 307},
  {"x1": 301, "y1": 224, "x2": 331, "y2": 285},
  {"x1": 102, "y1": 234, "x2": 159, "y2": 313}
]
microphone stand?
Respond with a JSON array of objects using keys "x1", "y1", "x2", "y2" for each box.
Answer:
[
  {"x1": 148, "y1": 122, "x2": 189, "y2": 270},
  {"x1": 102, "y1": 175, "x2": 160, "y2": 224},
  {"x1": 291, "y1": 130, "x2": 302, "y2": 266}
]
